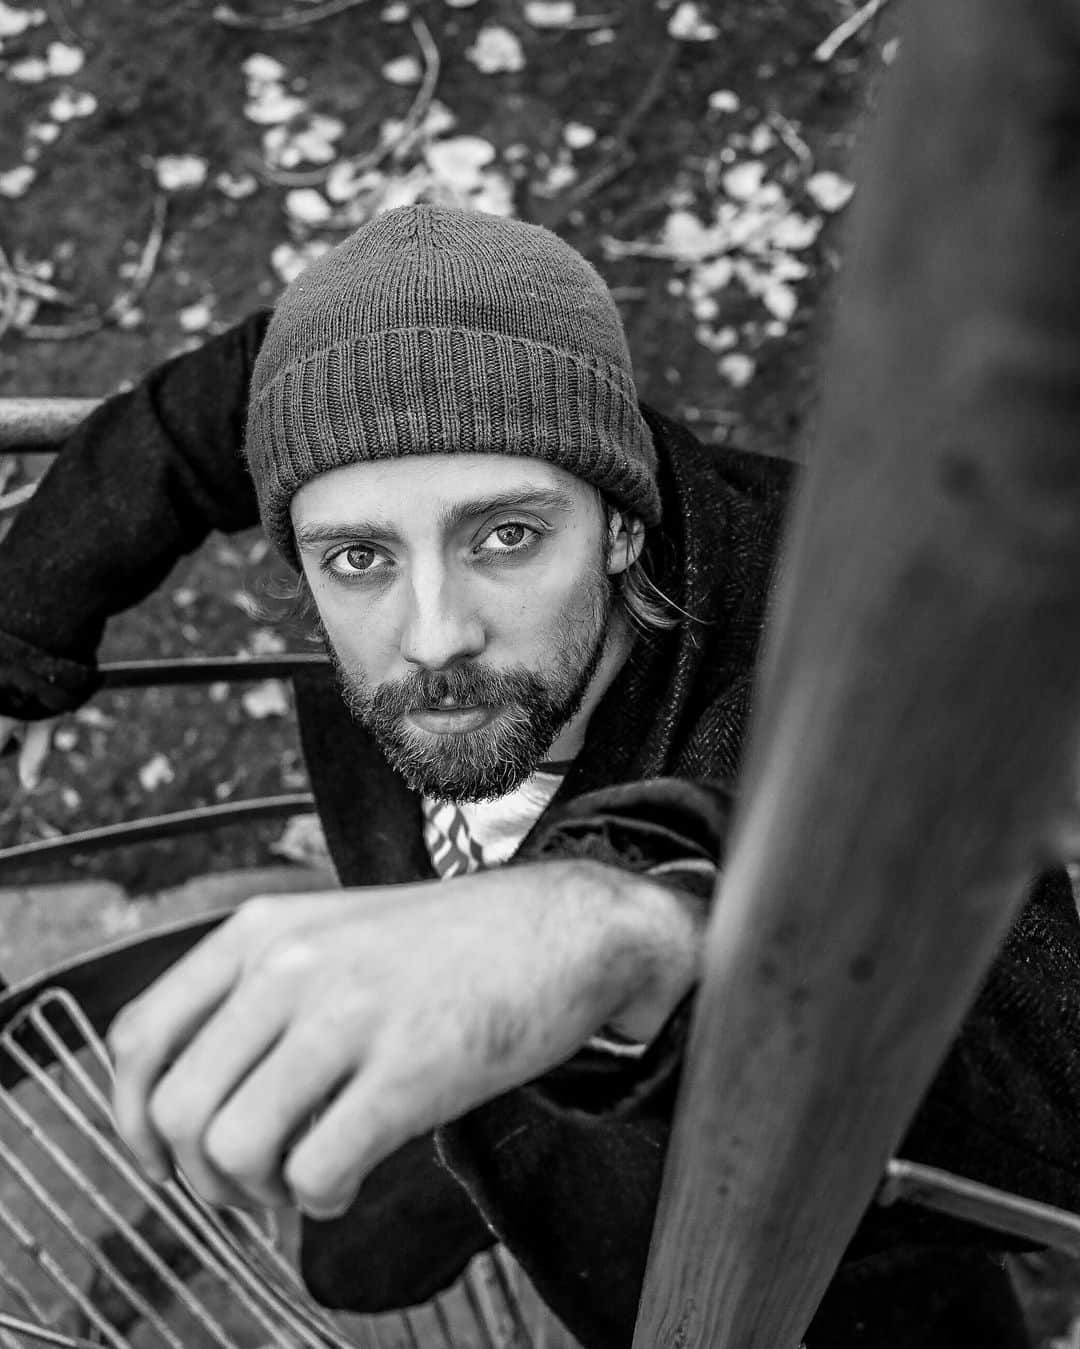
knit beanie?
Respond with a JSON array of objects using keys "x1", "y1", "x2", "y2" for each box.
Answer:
[{"x1": 245, "y1": 204, "x2": 660, "y2": 566}]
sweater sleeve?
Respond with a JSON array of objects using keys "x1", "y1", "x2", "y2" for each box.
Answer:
[
  {"x1": 512, "y1": 773, "x2": 1080, "y2": 1225},
  {"x1": 0, "y1": 312, "x2": 270, "y2": 720}
]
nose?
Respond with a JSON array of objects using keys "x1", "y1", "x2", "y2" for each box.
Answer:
[{"x1": 399, "y1": 569, "x2": 485, "y2": 671}]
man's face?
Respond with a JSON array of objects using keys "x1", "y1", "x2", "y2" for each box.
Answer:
[{"x1": 290, "y1": 454, "x2": 619, "y2": 802}]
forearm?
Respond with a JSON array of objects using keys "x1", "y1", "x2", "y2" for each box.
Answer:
[{"x1": 0, "y1": 314, "x2": 269, "y2": 715}]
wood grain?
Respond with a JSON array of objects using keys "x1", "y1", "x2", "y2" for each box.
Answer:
[{"x1": 634, "y1": 1, "x2": 1080, "y2": 1344}]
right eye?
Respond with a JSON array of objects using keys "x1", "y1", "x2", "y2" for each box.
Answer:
[{"x1": 324, "y1": 545, "x2": 387, "y2": 579}]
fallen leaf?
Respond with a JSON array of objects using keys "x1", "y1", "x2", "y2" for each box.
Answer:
[
  {"x1": 524, "y1": 0, "x2": 576, "y2": 27},
  {"x1": 17, "y1": 721, "x2": 52, "y2": 792},
  {"x1": 245, "y1": 88, "x2": 307, "y2": 125},
  {"x1": 45, "y1": 41, "x2": 84, "y2": 77},
  {"x1": 285, "y1": 188, "x2": 333, "y2": 225},
  {"x1": 708, "y1": 89, "x2": 740, "y2": 113},
  {"x1": 178, "y1": 299, "x2": 214, "y2": 332},
  {"x1": 563, "y1": 121, "x2": 596, "y2": 150},
  {"x1": 216, "y1": 170, "x2": 258, "y2": 199},
  {"x1": 49, "y1": 89, "x2": 97, "y2": 121},
  {"x1": 668, "y1": 1, "x2": 719, "y2": 41},
  {"x1": 806, "y1": 170, "x2": 855, "y2": 213},
  {"x1": 424, "y1": 135, "x2": 496, "y2": 193},
  {"x1": 466, "y1": 25, "x2": 526, "y2": 74},
  {"x1": 0, "y1": 166, "x2": 35, "y2": 198},
  {"x1": 155, "y1": 154, "x2": 208, "y2": 191},
  {"x1": 0, "y1": 3, "x2": 46, "y2": 38},
  {"x1": 248, "y1": 627, "x2": 286, "y2": 654},
  {"x1": 7, "y1": 57, "x2": 50, "y2": 83},
  {"x1": 722, "y1": 160, "x2": 767, "y2": 201},
  {"x1": 271, "y1": 239, "x2": 332, "y2": 283},
  {"x1": 138, "y1": 753, "x2": 175, "y2": 791},
  {"x1": 271, "y1": 813, "x2": 332, "y2": 868},
  {"x1": 242, "y1": 53, "x2": 287, "y2": 83},
  {"x1": 718, "y1": 352, "x2": 756, "y2": 387},
  {"x1": 241, "y1": 679, "x2": 291, "y2": 719},
  {"x1": 382, "y1": 53, "x2": 423, "y2": 84}
]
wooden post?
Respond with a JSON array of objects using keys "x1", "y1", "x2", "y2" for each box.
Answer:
[{"x1": 634, "y1": 1, "x2": 1080, "y2": 1345}]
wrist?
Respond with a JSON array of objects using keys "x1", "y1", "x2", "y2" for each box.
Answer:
[{"x1": 582, "y1": 862, "x2": 708, "y2": 1045}]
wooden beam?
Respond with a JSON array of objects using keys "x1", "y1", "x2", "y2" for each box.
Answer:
[{"x1": 634, "y1": 0, "x2": 1080, "y2": 1344}]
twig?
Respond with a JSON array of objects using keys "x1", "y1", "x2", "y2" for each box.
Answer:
[
  {"x1": 813, "y1": 0, "x2": 893, "y2": 62},
  {"x1": 767, "y1": 111, "x2": 813, "y2": 164},
  {"x1": 0, "y1": 243, "x2": 19, "y2": 346},
  {"x1": 257, "y1": 12, "x2": 440, "y2": 188},
  {"x1": 213, "y1": 0, "x2": 368, "y2": 32},
  {"x1": 20, "y1": 192, "x2": 167, "y2": 342},
  {"x1": 46, "y1": 0, "x2": 85, "y2": 46},
  {"x1": 117, "y1": 191, "x2": 169, "y2": 299},
  {"x1": 565, "y1": 12, "x2": 620, "y2": 29},
  {"x1": 9, "y1": 273, "x2": 80, "y2": 307},
  {"x1": 536, "y1": 40, "x2": 678, "y2": 229}
]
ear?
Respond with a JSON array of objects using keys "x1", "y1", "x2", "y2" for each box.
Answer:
[{"x1": 606, "y1": 511, "x2": 647, "y2": 576}]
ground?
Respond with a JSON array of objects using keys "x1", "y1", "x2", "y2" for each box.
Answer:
[{"x1": 1, "y1": 0, "x2": 1079, "y2": 1343}]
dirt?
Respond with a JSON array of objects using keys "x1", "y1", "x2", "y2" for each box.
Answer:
[
  {"x1": 2, "y1": 0, "x2": 1079, "y2": 1341},
  {"x1": 0, "y1": 0, "x2": 881, "y2": 891}
]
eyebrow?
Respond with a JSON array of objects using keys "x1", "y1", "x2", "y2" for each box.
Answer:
[{"x1": 294, "y1": 487, "x2": 578, "y2": 550}]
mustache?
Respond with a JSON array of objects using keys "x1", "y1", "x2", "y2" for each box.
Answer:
[{"x1": 365, "y1": 664, "x2": 542, "y2": 717}]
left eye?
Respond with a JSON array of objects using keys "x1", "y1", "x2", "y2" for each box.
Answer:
[{"x1": 479, "y1": 523, "x2": 536, "y2": 553}]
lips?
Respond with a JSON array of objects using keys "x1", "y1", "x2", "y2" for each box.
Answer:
[{"x1": 409, "y1": 705, "x2": 493, "y2": 734}]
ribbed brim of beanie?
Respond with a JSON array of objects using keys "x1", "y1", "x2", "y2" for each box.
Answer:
[{"x1": 245, "y1": 205, "x2": 661, "y2": 566}]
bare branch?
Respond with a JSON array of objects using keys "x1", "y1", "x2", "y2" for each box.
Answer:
[
  {"x1": 814, "y1": 0, "x2": 893, "y2": 63},
  {"x1": 213, "y1": 0, "x2": 369, "y2": 32}
]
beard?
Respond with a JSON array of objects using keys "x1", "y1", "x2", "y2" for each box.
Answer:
[{"x1": 323, "y1": 565, "x2": 614, "y2": 803}]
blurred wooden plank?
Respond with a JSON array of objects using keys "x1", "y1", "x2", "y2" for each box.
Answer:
[
  {"x1": 634, "y1": 0, "x2": 1080, "y2": 1344},
  {"x1": 0, "y1": 399, "x2": 99, "y2": 449}
]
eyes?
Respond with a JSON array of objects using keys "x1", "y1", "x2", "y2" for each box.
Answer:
[{"x1": 323, "y1": 521, "x2": 541, "y2": 581}]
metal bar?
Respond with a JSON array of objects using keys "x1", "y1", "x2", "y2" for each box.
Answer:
[
  {"x1": 98, "y1": 655, "x2": 329, "y2": 689},
  {"x1": 0, "y1": 1309, "x2": 105, "y2": 1349},
  {"x1": 0, "y1": 400, "x2": 99, "y2": 450},
  {"x1": 878, "y1": 1159, "x2": 1080, "y2": 1256},
  {"x1": 4, "y1": 992, "x2": 355, "y2": 1349},
  {"x1": 0, "y1": 794, "x2": 315, "y2": 866},
  {"x1": 0, "y1": 1052, "x2": 217, "y2": 1349}
]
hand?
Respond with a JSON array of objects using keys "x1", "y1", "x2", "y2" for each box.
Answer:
[{"x1": 107, "y1": 861, "x2": 695, "y2": 1218}]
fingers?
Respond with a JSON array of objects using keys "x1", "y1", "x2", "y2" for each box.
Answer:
[
  {"x1": 284, "y1": 1074, "x2": 402, "y2": 1220},
  {"x1": 200, "y1": 1019, "x2": 355, "y2": 1209},
  {"x1": 108, "y1": 922, "x2": 249, "y2": 1180},
  {"x1": 145, "y1": 976, "x2": 291, "y2": 1208}
]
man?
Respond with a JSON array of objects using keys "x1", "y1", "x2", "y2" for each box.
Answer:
[{"x1": 3, "y1": 204, "x2": 1080, "y2": 1349}]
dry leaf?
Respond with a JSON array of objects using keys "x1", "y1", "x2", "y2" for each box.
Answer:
[
  {"x1": 18, "y1": 721, "x2": 53, "y2": 792},
  {"x1": 138, "y1": 753, "x2": 175, "y2": 791},
  {"x1": 241, "y1": 679, "x2": 290, "y2": 719}
]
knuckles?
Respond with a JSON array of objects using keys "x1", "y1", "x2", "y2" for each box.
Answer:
[
  {"x1": 105, "y1": 1005, "x2": 145, "y2": 1064},
  {"x1": 202, "y1": 1118, "x2": 268, "y2": 1185},
  {"x1": 147, "y1": 1079, "x2": 196, "y2": 1147}
]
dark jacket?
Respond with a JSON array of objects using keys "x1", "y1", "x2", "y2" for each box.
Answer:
[{"x1": 4, "y1": 312, "x2": 1080, "y2": 1348}]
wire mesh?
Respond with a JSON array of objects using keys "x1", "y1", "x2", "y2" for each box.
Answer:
[{"x1": 0, "y1": 988, "x2": 576, "y2": 1349}]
